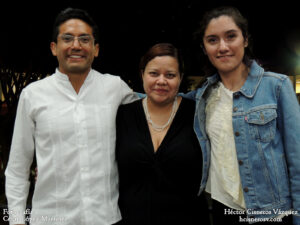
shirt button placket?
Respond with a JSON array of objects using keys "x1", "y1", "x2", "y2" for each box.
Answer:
[
  {"x1": 233, "y1": 104, "x2": 240, "y2": 138},
  {"x1": 76, "y1": 101, "x2": 91, "y2": 224}
]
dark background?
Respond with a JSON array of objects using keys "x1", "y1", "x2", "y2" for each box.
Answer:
[
  {"x1": 1, "y1": 0, "x2": 300, "y2": 91},
  {"x1": 0, "y1": 0, "x2": 300, "y2": 223}
]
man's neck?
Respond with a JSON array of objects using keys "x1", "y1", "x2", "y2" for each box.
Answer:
[{"x1": 67, "y1": 71, "x2": 90, "y2": 94}]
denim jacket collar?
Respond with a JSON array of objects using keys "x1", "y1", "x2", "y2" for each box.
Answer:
[
  {"x1": 201, "y1": 60, "x2": 264, "y2": 99},
  {"x1": 239, "y1": 61, "x2": 264, "y2": 98}
]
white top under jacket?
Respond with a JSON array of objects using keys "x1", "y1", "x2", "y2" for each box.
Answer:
[{"x1": 205, "y1": 82, "x2": 246, "y2": 210}]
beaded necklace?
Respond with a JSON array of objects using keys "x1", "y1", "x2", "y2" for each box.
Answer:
[{"x1": 142, "y1": 96, "x2": 178, "y2": 132}]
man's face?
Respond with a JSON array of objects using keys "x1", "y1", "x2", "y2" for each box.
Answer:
[{"x1": 50, "y1": 19, "x2": 99, "y2": 75}]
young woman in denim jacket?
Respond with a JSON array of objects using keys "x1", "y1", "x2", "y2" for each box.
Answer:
[{"x1": 185, "y1": 6, "x2": 300, "y2": 225}]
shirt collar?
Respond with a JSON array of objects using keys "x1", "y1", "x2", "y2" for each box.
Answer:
[
  {"x1": 55, "y1": 68, "x2": 95, "y2": 83},
  {"x1": 205, "y1": 60, "x2": 264, "y2": 98},
  {"x1": 239, "y1": 60, "x2": 264, "y2": 98}
]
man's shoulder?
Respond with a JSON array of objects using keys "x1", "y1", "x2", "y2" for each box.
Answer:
[
  {"x1": 92, "y1": 70, "x2": 121, "y2": 82},
  {"x1": 92, "y1": 70, "x2": 132, "y2": 93},
  {"x1": 23, "y1": 75, "x2": 55, "y2": 93}
]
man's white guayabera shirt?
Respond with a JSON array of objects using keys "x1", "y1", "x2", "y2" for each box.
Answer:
[{"x1": 5, "y1": 69, "x2": 138, "y2": 225}]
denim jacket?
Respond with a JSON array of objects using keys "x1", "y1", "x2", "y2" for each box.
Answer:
[{"x1": 185, "y1": 61, "x2": 300, "y2": 223}]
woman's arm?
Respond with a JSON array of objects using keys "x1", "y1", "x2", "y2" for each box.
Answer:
[{"x1": 277, "y1": 77, "x2": 300, "y2": 224}]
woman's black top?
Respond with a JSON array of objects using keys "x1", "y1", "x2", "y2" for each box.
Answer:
[{"x1": 116, "y1": 98, "x2": 209, "y2": 225}]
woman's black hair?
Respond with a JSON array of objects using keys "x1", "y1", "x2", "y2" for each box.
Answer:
[{"x1": 139, "y1": 43, "x2": 184, "y2": 78}]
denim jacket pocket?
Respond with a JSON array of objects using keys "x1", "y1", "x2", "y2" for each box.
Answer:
[{"x1": 246, "y1": 107, "x2": 277, "y2": 142}]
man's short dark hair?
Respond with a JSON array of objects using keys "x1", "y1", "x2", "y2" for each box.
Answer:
[{"x1": 52, "y1": 8, "x2": 99, "y2": 44}]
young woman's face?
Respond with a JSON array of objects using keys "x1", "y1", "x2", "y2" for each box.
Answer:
[
  {"x1": 203, "y1": 15, "x2": 248, "y2": 75},
  {"x1": 142, "y1": 56, "x2": 181, "y2": 106}
]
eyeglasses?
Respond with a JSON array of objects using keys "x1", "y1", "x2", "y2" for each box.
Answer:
[{"x1": 59, "y1": 34, "x2": 94, "y2": 46}]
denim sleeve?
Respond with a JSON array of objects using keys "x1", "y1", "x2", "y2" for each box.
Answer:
[
  {"x1": 277, "y1": 78, "x2": 300, "y2": 224},
  {"x1": 137, "y1": 92, "x2": 195, "y2": 99},
  {"x1": 137, "y1": 90, "x2": 198, "y2": 100},
  {"x1": 135, "y1": 92, "x2": 146, "y2": 98},
  {"x1": 179, "y1": 90, "x2": 197, "y2": 101}
]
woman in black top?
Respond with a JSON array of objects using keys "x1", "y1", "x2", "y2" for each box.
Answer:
[{"x1": 115, "y1": 43, "x2": 210, "y2": 225}]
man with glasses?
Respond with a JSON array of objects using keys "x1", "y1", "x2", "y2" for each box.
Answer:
[{"x1": 5, "y1": 8, "x2": 137, "y2": 225}]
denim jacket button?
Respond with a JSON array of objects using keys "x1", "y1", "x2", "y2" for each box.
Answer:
[
  {"x1": 233, "y1": 93, "x2": 240, "y2": 99},
  {"x1": 235, "y1": 132, "x2": 240, "y2": 137},
  {"x1": 238, "y1": 160, "x2": 243, "y2": 165},
  {"x1": 244, "y1": 187, "x2": 249, "y2": 192}
]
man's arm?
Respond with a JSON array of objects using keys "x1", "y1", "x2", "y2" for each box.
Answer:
[
  {"x1": 5, "y1": 90, "x2": 35, "y2": 225},
  {"x1": 119, "y1": 78, "x2": 140, "y2": 104}
]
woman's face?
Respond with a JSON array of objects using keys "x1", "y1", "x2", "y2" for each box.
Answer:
[
  {"x1": 142, "y1": 56, "x2": 181, "y2": 106},
  {"x1": 203, "y1": 15, "x2": 248, "y2": 75}
]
